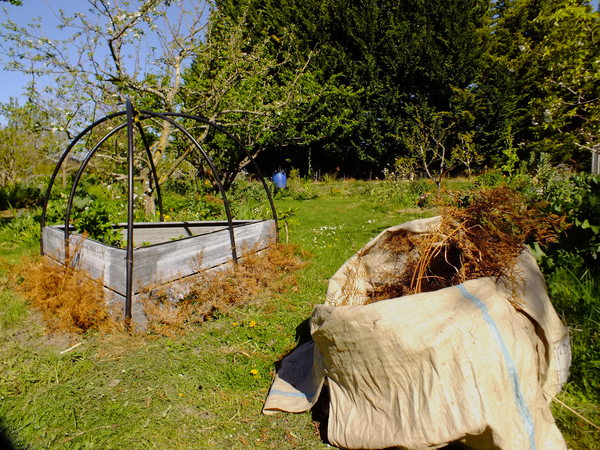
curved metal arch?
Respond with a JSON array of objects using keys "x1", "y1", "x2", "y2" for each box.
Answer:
[
  {"x1": 41, "y1": 113, "x2": 166, "y2": 251},
  {"x1": 40, "y1": 111, "x2": 127, "y2": 254},
  {"x1": 41, "y1": 99, "x2": 278, "y2": 321},
  {"x1": 144, "y1": 111, "x2": 279, "y2": 232},
  {"x1": 135, "y1": 122, "x2": 164, "y2": 222},
  {"x1": 134, "y1": 110, "x2": 238, "y2": 263},
  {"x1": 63, "y1": 122, "x2": 128, "y2": 258},
  {"x1": 58, "y1": 122, "x2": 165, "y2": 263}
]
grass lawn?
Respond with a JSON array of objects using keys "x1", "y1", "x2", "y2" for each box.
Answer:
[
  {"x1": 0, "y1": 191, "x2": 432, "y2": 449},
  {"x1": 0, "y1": 182, "x2": 597, "y2": 448}
]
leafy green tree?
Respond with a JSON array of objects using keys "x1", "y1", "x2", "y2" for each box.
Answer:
[
  {"x1": 452, "y1": 131, "x2": 482, "y2": 177},
  {"x1": 181, "y1": 7, "x2": 342, "y2": 187},
  {"x1": 476, "y1": 0, "x2": 599, "y2": 169},
  {"x1": 0, "y1": 100, "x2": 57, "y2": 187},
  {"x1": 529, "y1": 2, "x2": 599, "y2": 163},
  {"x1": 401, "y1": 103, "x2": 455, "y2": 189},
  {"x1": 214, "y1": 0, "x2": 490, "y2": 177}
]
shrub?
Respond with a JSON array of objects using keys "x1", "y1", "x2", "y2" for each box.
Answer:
[
  {"x1": 0, "y1": 183, "x2": 43, "y2": 210},
  {"x1": 474, "y1": 168, "x2": 505, "y2": 188},
  {"x1": 527, "y1": 168, "x2": 600, "y2": 270}
]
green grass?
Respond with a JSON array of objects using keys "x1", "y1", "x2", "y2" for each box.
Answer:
[
  {"x1": 0, "y1": 233, "x2": 36, "y2": 333},
  {"x1": 544, "y1": 266, "x2": 600, "y2": 449},
  {"x1": 0, "y1": 180, "x2": 598, "y2": 448},
  {"x1": 0, "y1": 187, "x2": 433, "y2": 449},
  {"x1": 551, "y1": 388, "x2": 600, "y2": 450},
  {"x1": 0, "y1": 319, "x2": 324, "y2": 448}
]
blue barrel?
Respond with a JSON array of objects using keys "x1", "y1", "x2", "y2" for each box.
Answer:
[{"x1": 273, "y1": 171, "x2": 287, "y2": 189}]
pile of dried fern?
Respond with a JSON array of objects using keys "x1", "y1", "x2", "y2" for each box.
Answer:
[{"x1": 368, "y1": 186, "x2": 566, "y2": 303}]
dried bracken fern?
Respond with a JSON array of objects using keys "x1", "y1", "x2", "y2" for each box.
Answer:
[
  {"x1": 13, "y1": 256, "x2": 122, "y2": 333},
  {"x1": 142, "y1": 243, "x2": 309, "y2": 336},
  {"x1": 367, "y1": 186, "x2": 566, "y2": 302}
]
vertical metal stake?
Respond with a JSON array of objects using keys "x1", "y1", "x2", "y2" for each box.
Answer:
[{"x1": 125, "y1": 99, "x2": 135, "y2": 322}]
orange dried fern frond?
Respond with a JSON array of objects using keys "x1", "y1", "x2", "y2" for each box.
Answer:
[
  {"x1": 13, "y1": 256, "x2": 121, "y2": 333},
  {"x1": 366, "y1": 186, "x2": 566, "y2": 302},
  {"x1": 142, "y1": 243, "x2": 309, "y2": 336}
]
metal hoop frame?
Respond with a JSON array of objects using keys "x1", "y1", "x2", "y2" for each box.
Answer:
[{"x1": 40, "y1": 99, "x2": 278, "y2": 320}]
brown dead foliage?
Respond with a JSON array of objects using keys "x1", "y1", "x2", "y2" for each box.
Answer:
[
  {"x1": 142, "y1": 243, "x2": 309, "y2": 336},
  {"x1": 13, "y1": 256, "x2": 122, "y2": 334},
  {"x1": 8, "y1": 242, "x2": 307, "y2": 337},
  {"x1": 368, "y1": 186, "x2": 566, "y2": 303}
]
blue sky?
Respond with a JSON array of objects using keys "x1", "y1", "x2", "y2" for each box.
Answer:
[
  {"x1": 0, "y1": 0, "x2": 72, "y2": 106},
  {"x1": 1, "y1": 0, "x2": 599, "y2": 113},
  {"x1": 0, "y1": 0, "x2": 206, "y2": 112}
]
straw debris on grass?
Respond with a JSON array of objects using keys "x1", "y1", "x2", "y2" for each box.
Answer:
[
  {"x1": 142, "y1": 243, "x2": 309, "y2": 336},
  {"x1": 9, "y1": 239, "x2": 308, "y2": 336},
  {"x1": 367, "y1": 186, "x2": 566, "y2": 303},
  {"x1": 12, "y1": 256, "x2": 122, "y2": 333}
]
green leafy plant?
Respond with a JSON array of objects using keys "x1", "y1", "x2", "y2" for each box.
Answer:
[
  {"x1": 275, "y1": 176, "x2": 318, "y2": 201},
  {"x1": 369, "y1": 169, "x2": 434, "y2": 207},
  {"x1": 73, "y1": 203, "x2": 123, "y2": 247},
  {"x1": 530, "y1": 171, "x2": 600, "y2": 268},
  {"x1": 520, "y1": 163, "x2": 599, "y2": 411},
  {"x1": 474, "y1": 168, "x2": 506, "y2": 188},
  {"x1": 0, "y1": 209, "x2": 39, "y2": 244}
]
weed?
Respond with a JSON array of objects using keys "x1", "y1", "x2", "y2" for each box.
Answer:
[
  {"x1": 275, "y1": 176, "x2": 318, "y2": 200},
  {"x1": 369, "y1": 170, "x2": 435, "y2": 208},
  {"x1": 0, "y1": 209, "x2": 39, "y2": 245},
  {"x1": 551, "y1": 387, "x2": 600, "y2": 450},
  {"x1": 474, "y1": 168, "x2": 505, "y2": 188}
]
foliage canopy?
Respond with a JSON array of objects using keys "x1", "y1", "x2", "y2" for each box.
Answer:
[{"x1": 0, "y1": 0, "x2": 598, "y2": 183}]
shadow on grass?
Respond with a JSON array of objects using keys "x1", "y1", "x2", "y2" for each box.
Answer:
[
  {"x1": 268, "y1": 318, "x2": 332, "y2": 446},
  {"x1": 0, "y1": 423, "x2": 20, "y2": 450},
  {"x1": 294, "y1": 317, "x2": 312, "y2": 345}
]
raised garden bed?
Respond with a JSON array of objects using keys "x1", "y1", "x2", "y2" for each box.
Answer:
[
  {"x1": 42, "y1": 219, "x2": 277, "y2": 325},
  {"x1": 40, "y1": 101, "x2": 280, "y2": 326}
]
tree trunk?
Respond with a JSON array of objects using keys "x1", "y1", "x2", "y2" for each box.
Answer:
[{"x1": 141, "y1": 169, "x2": 156, "y2": 217}]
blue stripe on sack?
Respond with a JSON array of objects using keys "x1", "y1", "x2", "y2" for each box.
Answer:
[
  {"x1": 457, "y1": 283, "x2": 536, "y2": 450},
  {"x1": 270, "y1": 389, "x2": 315, "y2": 400}
]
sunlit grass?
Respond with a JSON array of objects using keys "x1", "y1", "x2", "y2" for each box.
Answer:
[
  {"x1": 0, "y1": 179, "x2": 597, "y2": 448},
  {"x1": 0, "y1": 185, "x2": 432, "y2": 449}
]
